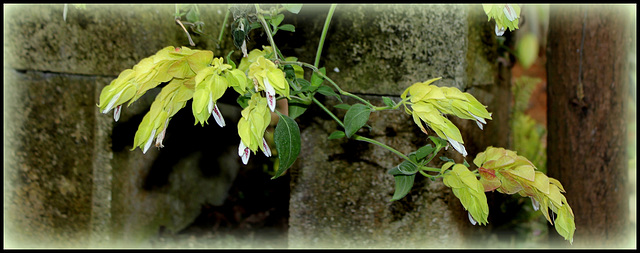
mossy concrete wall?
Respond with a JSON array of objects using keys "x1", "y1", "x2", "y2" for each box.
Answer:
[
  {"x1": 4, "y1": 69, "x2": 114, "y2": 248},
  {"x1": 287, "y1": 4, "x2": 510, "y2": 248},
  {"x1": 4, "y1": 4, "x2": 510, "y2": 248},
  {"x1": 4, "y1": 4, "x2": 240, "y2": 248}
]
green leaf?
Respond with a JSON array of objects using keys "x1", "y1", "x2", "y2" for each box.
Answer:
[
  {"x1": 272, "y1": 14, "x2": 285, "y2": 28},
  {"x1": 382, "y1": 96, "x2": 396, "y2": 107},
  {"x1": 396, "y1": 160, "x2": 419, "y2": 175},
  {"x1": 415, "y1": 144, "x2": 435, "y2": 161},
  {"x1": 328, "y1": 131, "x2": 346, "y2": 140},
  {"x1": 387, "y1": 166, "x2": 403, "y2": 176},
  {"x1": 316, "y1": 85, "x2": 342, "y2": 102},
  {"x1": 236, "y1": 93, "x2": 251, "y2": 108},
  {"x1": 273, "y1": 112, "x2": 301, "y2": 179},
  {"x1": 226, "y1": 50, "x2": 236, "y2": 69},
  {"x1": 440, "y1": 161, "x2": 455, "y2": 175},
  {"x1": 334, "y1": 104, "x2": 352, "y2": 110},
  {"x1": 278, "y1": 24, "x2": 296, "y2": 32},
  {"x1": 439, "y1": 156, "x2": 455, "y2": 163},
  {"x1": 284, "y1": 65, "x2": 296, "y2": 80},
  {"x1": 186, "y1": 7, "x2": 200, "y2": 23},
  {"x1": 429, "y1": 136, "x2": 448, "y2": 149},
  {"x1": 297, "y1": 78, "x2": 317, "y2": 93},
  {"x1": 343, "y1": 103, "x2": 371, "y2": 138},
  {"x1": 283, "y1": 4, "x2": 303, "y2": 14},
  {"x1": 311, "y1": 67, "x2": 326, "y2": 88},
  {"x1": 288, "y1": 97, "x2": 311, "y2": 119},
  {"x1": 390, "y1": 174, "x2": 415, "y2": 201},
  {"x1": 249, "y1": 22, "x2": 262, "y2": 31}
]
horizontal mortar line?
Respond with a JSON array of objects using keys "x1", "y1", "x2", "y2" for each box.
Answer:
[{"x1": 11, "y1": 68, "x2": 119, "y2": 79}]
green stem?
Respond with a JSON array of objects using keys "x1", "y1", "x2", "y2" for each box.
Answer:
[
  {"x1": 255, "y1": 4, "x2": 280, "y2": 60},
  {"x1": 419, "y1": 170, "x2": 440, "y2": 179},
  {"x1": 420, "y1": 166, "x2": 441, "y2": 173},
  {"x1": 353, "y1": 134, "x2": 416, "y2": 166},
  {"x1": 312, "y1": 97, "x2": 344, "y2": 128},
  {"x1": 373, "y1": 97, "x2": 409, "y2": 111},
  {"x1": 278, "y1": 60, "x2": 376, "y2": 108},
  {"x1": 314, "y1": 4, "x2": 337, "y2": 68},
  {"x1": 423, "y1": 148, "x2": 443, "y2": 166},
  {"x1": 218, "y1": 8, "x2": 230, "y2": 44}
]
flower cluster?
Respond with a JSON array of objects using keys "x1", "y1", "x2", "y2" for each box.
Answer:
[
  {"x1": 474, "y1": 146, "x2": 576, "y2": 244},
  {"x1": 98, "y1": 46, "x2": 212, "y2": 122},
  {"x1": 442, "y1": 163, "x2": 489, "y2": 226},
  {"x1": 482, "y1": 4, "x2": 520, "y2": 36},
  {"x1": 234, "y1": 47, "x2": 293, "y2": 164},
  {"x1": 192, "y1": 57, "x2": 250, "y2": 127},
  {"x1": 98, "y1": 45, "x2": 291, "y2": 162},
  {"x1": 237, "y1": 93, "x2": 272, "y2": 165},
  {"x1": 401, "y1": 77, "x2": 492, "y2": 157},
  {"x1": 132, "y1": 79, "x2": 194, "y2": 153}
]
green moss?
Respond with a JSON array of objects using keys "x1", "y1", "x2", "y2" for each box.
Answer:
[
  {"x1": 318, "y1": 5, "x2": 470, "y2": 94},
  {"x1": 4, "y1": 4, "x2": 235, "y2": 76}
]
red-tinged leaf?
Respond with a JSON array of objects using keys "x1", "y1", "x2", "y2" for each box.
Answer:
[{"x1": 478, "y1": 167, "x2": 501, "y2": 192}]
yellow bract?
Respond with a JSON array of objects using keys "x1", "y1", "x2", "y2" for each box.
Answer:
[
  {"x1": 443, "y1": 164, "x2": 489, "y2": 225},
  {"x1": 402, "y1": 78, "x2": 491, "y2": 157},
  {"x1": 474, "y1": 146, "x2": 576, "y2": 244},
  {"x1": 237, "y1": 93, "x2": 271, "y2": 154}
]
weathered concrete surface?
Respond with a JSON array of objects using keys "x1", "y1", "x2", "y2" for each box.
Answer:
[
  {"x1": 4, "y1": 69, "x2": 114, "y2": 248},
  {"x1": 287, "y1": 4, "x2": 508, "y2": 248},
  {"x1": 291, "y1": 4, "x2": 496, "y2": 95},
  {"x1": 4, "y1": 3, "x2": 509, "y2": 248},
  {"x1": 4, "y1": 4, "x2": 234, "y2": 76},
  {"x1": 108, "y1": 102, "x2": 243, "y2": 247},
  {"x1": 290, "y1": 96, "x2": 466, "y2": 248},
  {"x1": 4, "y1": 4, "x2": 244, "y2": 248}
]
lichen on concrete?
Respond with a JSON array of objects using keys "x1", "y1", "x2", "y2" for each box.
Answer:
[
  {"x1": 287, "y1": 4, "x2": 505, "y2": 248},
  {"x1": 318, "y1": 4, "x2": 470, "y2": 95},
  {"x1": 108, "y1": 100, "x2": 243, "y2": 247},
  {"x1": 4, "y1": 69, "x2": 102, "y2": 248},
  {"x1": 4, "y1": 4, "x2": 236, "y2": 76},
  {"x1": 289, "y1": 96, "x2": 465, "y2": 248}
]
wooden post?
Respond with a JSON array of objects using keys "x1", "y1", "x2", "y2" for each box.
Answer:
[{"x1": 547, "y1": 4, "x2": 632, "y2": 248}]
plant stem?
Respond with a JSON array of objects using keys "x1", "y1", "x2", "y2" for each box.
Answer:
[
  {"x1": 312, "y1": 97, "x2": 344, "y2": 128},
  {"x1": 314, "y1": 4, "x2": 337, "y2": 68},
  {"x1": 419, "y1": 170, "x2": 437, "y2": 178},
  {"x1": 420, "y1": 166, "x2": 441, "y2": 173},
  {"x1": 352, "y1": 134, "x2": 416, "y2": 166},
  {"x1": 255, "y1": 4, "x2": 281, "y2": 60},
  {"x1": 280, "y1": 60, "x2": 398, "y2": 112},
  {"x1": 218, "y1": 8, "x2": 230, "y2": 45},
  {"x1": 175, "y1": 19, "x2": 196, "y2": 46}
]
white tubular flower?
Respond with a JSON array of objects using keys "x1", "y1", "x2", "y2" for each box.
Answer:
[
  {"x1": 103, "y1": 89, "x2": 124, "y2": 114},
  {"x1": 143, "y1": 129, "x2": 156, "y2": 154},
  {"x1": 503, "y1": 4, "x2": 517, "y2": 21},
  {"x1": 114, "y1": 105, "x2": 122, "y2": 122},
  {"x1": 238, "y1": 141, "x2": 251, "y2": 165},
  {"x1": 155, "y1": 118, "x2": 170, "y2": 148},
  {"x1": 531, "y1": 196, "x2": 540, "y2": 211},
  {"x1": 495, "y1": 24, "x2": 506, "y2": 36},
  {"x1": 468, "y1": 212, "x2": 478, "y2": 226},
  {"x1": 263, "y1": 77, "x2": 277, "y2": 112},
  {"x1": 470, "y1": 112, "x2": 487, "y2": 130},
  {"x1": 211, "y1": 104, "x2": 226, "y2": 128},
  {"x1": 207, "y1": 94, "x2": 214, "y2": 115},
  {"x1": 262, "y1": 138, "x2": 272, "y2": 157},
  {"x1": 446, "y1": 135, "x2": 468, "y2": 157}
]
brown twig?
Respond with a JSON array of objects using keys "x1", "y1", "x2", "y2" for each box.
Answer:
[{"x1": 175, "y1": 19, "x2": 196, "y2": 46}]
